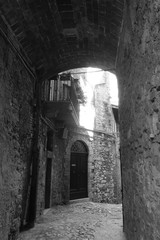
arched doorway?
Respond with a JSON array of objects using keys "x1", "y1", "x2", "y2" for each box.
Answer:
[{"x1": 70, "y1": 141, "x2": 88, "y2": 200}]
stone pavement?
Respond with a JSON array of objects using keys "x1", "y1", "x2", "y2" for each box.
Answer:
[{"x1": 18, "y1": 199, "x2": 126, "y2": 240}]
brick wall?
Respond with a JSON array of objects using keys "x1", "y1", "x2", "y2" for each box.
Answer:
[{"x1": 0, "y1": 34, "x2": 35, "y2": 239}]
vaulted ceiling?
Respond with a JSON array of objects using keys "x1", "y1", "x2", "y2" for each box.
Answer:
[{"x1": 0, "y1": 0, "x2": 124, "y2": 80}]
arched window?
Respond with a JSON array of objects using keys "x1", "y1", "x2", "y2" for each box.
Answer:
[{"x1": 71, "y1": 140, "x2": 88, "y2": 153}]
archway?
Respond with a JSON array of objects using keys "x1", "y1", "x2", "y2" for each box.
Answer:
[{"x1": 70, "y1": 140, "x2": 88, "y2": 200}]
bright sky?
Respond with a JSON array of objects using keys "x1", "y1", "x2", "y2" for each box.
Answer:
[
  {"x1": 108, "y1": 72, "x2": 119, "y2": 106},
  {"x1": 79, "y1": 68, "x2": 118, "y2": 130}
]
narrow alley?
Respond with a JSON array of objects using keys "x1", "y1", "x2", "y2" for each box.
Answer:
[
  {"x1": 18, "y1": 200, "x2": 125, "y2": 240},
  {"x1": 3, "y1": 1, "x2": 160, "y2": 240}
]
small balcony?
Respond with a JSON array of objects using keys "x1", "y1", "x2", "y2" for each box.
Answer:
[{"x1": 43, "y1": 74, "x2": 79, "y2": 126}]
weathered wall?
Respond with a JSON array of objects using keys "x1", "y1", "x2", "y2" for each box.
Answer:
[
  {"x1": 64, "y1": 127, "x2": 121, "y2": 204},
  {"x1": 117, "y1": 1, "x2": 160, "y2": 239},
  {"x1": 91, "y1": 133, "x2": 121, "y2": 203},
  {"x1": 51, "y1": 133, "x2": 67, "y2": 205},
  {"x1": 113, "y1": 135, "x2": 121, "y2": 203},
  {"x1": 91, "y1": 76, "x2": 121, "y2": 203},
  {"x1": 49, "y1": 125, "x2": 121, "y2": 206},
  {"x1": 94, "y1": 72, "x2": 114, "y2": 133},
  {"x1": 0, "y1": 34, "x2": 35, "y2": 239},
  {"x1": 36, "y1": 121, "x2": 48, "y2": 217}
]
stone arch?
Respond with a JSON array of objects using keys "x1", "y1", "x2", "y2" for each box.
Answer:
[
  {"x1": 71, "y1": 140, "x2": 89, "y2": 153},
  {"x1": 0, "y1": 1, "x2": 124, "y2": 81}
]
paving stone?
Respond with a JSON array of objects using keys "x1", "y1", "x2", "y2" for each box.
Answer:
[{"x1": 18, "y1": 200, "x2": 126, "y2": 240}]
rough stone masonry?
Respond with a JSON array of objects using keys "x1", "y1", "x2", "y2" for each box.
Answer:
[
  {"x1": 2, "y1": 0, "x2": 160, "y2": 240},
  {"x1": 91, "y1": 72, "x2": 121, "y2": 203},
  {"x1": 0, "y1": 18, "x2": 48, "y2": 240},
  {"x1": 117, "y1": 1, "x2": 160, "y2": 239},
  {"x1": 0, "y1": 31, "x2": 34, "y2": 239}
]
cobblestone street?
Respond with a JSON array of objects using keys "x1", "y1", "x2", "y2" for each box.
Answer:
[{"x1": 18, "y1": 199, "x2": 126, "y2": 240}]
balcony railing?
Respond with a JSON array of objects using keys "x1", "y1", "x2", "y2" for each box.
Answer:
[
  {"x1": 43, "y1": 75, "x2": 79, "y2": 126},
  {"x1": 49, "y1": 79, "x2": 70, "y2": 101},
  {"x1": 49, "y1": 77, "x2": 79, "y2": 116}
]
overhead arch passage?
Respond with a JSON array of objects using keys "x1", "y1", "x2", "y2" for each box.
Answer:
[{"x1": 0, "y1": 0, "x2": 124, "y2": 79}]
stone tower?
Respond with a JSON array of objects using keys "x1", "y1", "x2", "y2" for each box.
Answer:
[{"x1": 94, "y1": 71, "x2": 114, "y2": 133}]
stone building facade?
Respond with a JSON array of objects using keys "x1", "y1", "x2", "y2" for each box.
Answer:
[
  {"x1": 0, "y1": 28, "x2": 48, "y2": 238},
  {"x1": 91, "y1": 132, "x2": 121, "y2": 203},
  {"x1": 0, "y1": 30, "x2": 120, "y2": 238},
  {"x1": 39, "y1": 71, "x2": 121, "y2": 210},
  {"x1": 64, "y1": 124, "x2": 121, "y2": 204},
  {"x1": 57, "y1": 71, "x2": 121, "y2": 204},
  {"x1": 91, "y1": 72, "x2": 121, "y2": 203}
]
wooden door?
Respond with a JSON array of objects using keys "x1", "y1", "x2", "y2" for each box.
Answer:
[
  {"x1": 70, "y1": 141, "x2": 88, "y2": 200},
  {"x1": 45, "y1": 158, "x2": 52, "y2": 208}
]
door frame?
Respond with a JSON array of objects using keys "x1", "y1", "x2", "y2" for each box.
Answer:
[
  {"x1": 65, "y1": 136, "x2": 93, "y2": 203},
  {"x1": 45, "y1": 158, "x2": 52, "y2": 209},
  {"x1": 70, "y1": 150, "x2": 88, "y2": 200}
]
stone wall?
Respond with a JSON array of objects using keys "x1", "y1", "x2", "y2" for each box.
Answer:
[
  {"x1": 41, "y1": 127, "x2": 76, "y2": 206},
  {"x1": 36, "y1": 121, "x2": 48, "y2": 217},
  {"x1": 94, "y1": 72, "x2": 114, "y2": 133},
  {"x1": 91, "y1": 132, "x2": 120, "y2": 203},
  {"x1": 0, "y1": 34, "x2": 35, "y2": 239},
  {"x1": 51, "y1": 133, "x2": 67, "y2": 205},
  {"x1": 64, "y1": 126, "x2": 121, "y2": 204},
  {"x1": 47, "y1": 127, "x2": 121, "y2": 206},
  {"x1": 91, "y1": 75, "x2": 121, "y2": 203},
  {"x1": 41, "y1": 72, "x2": 121, "y2": 207},
  {"x1": 0, "y1": 20, "x2": 49, "y2": 239},
  {"x1": 113, "y1": 135, "x2": 121, "y2": 203},
  {"x1": 117, "y1": 1, "x2": 160, "y2": 239}
]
